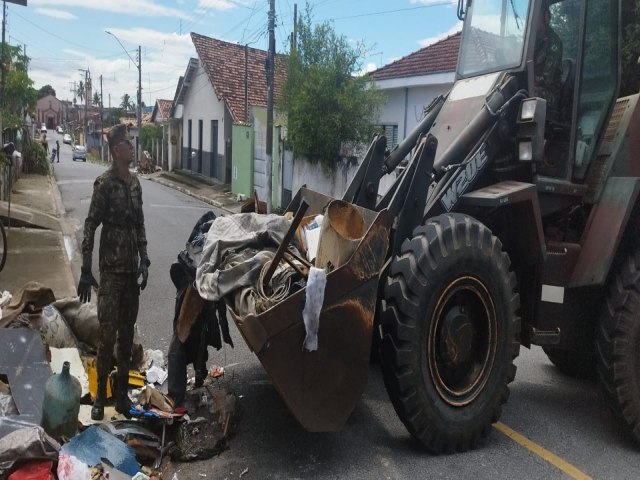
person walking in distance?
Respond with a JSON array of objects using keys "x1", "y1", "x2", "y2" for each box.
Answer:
[
  {"x1": 77, "y1": 123, "x2": 151, "y2": 420},
  {"x1": 55, "y1": 140, "x2": 60, "y2": 163}
]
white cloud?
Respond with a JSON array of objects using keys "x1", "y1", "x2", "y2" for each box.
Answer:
[
  {"x1": 418, "y1": 22, "x2": 462, "y2": 48},
  {"x1": 197, "y1": 0, "x2": 253, "y2": 11},
  {"x1": 29, "y1": 0, "x2": 188, "y2": 18},
  {"x1": 410, "y1": 0, "x2": 457, "y2": 5},
  {"x1": 34, "y1": 8, "x2": 78, "y2": 20},
  {"x1": 29, "y1": 28, "x2": 196, "y2": 108},
  {"x1": 62, "y1": 49, "x2": 87, "y2": 57}
]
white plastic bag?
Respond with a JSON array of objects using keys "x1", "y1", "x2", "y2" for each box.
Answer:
[{"x1": 57, "y1": 453, "x2": 90, "y2": 480}]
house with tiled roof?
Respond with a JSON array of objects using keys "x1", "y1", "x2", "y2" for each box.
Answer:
[
  {"x1": 171, "y1": 32, "x2": 286, "y2": 191},
  {"x1": 152, "y1": 99, "x2": 173, "y2": 123},
  {"x1": 371, "y1": 32, "x2": 461, "y2": 150},
  {"x1": 150, "y1": 99, "x2": 173, "y2": 170}
]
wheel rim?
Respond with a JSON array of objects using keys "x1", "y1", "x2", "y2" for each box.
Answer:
[{"x1": 427, "y1": 276, "x2": 498, "y2": 407}]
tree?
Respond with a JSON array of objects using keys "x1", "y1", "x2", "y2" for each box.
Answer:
[
  {"x1": 104, "y1": 108, "x2": 125, "y2": 127},
  {"x1": 278, "y1": 4, "x2": 384, "y2": 164},
  {"x1": 37, "y1": 84, "x2": 56, "y2": 99},
  {"x1": 141, "y1": 123, "x2": 162, "y2": 153},
  {"x1": 76, "y1": 81, "x2": 85, "y2": 104},
  {"x1": 120, "y1": 93, "x2": 134, "y2": 111},
  {"x1": 2, "y1": 44, "x2": 36, "y2": 128},
  {"x1": 93, "y1": 92, "x2": 102, "y2": 107}
]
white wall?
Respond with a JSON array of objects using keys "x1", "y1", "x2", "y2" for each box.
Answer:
[
  {"x1": 375, "y1": 79, "x2": 454, "y2": 195},
  {"x1": 182, "y1": 62, "x2": 227, "y2": 157},
  {"x1": 292, "y1": 157, "x2": 359, "y2": 200}
]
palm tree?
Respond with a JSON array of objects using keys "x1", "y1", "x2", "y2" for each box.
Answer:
[
  {"x1": 77, "y1": 81, "x2": 85, "y2": 104},
  {"x1": 120, "y1": 93, "x2": 133, "y2": 111},
  {"x1": 93, "y1": 92, "x2": 102, "y2": 107}
]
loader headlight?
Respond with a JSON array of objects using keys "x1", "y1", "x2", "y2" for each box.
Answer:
[
  {"x1": 519, "y1": 99, "x2": 538, "y2": 121},
  {"x1": 516, "y1": 97, "x2": 546, "y2": 163},
  {"x1": 518, "y1": 140, "x2": 533, "y2": 161}
]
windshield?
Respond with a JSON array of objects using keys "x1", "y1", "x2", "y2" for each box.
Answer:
[{"x1": 458, "y1": 0, "x2": 531, "y2": 77}]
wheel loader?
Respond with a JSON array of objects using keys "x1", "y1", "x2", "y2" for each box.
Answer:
[{"x1": 227, "y1": 0, "x2": 640, "y2": 454}]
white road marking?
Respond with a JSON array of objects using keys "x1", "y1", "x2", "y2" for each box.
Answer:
[{"x1": 148, "y1": 203, "x2": 212, "y2": 210}]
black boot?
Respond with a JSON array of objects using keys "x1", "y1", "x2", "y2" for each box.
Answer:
[
  {"x1": 114, "y1": 373, "x2": 134, "y2": 418},
  {"x1": 91, "y1": 376, "x2": 107, "y2": 421}
]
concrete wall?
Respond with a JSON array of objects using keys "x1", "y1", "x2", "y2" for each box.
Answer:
[
  {"x1": 292, "y1": 156, "x2": 359, "y2": 200},
  {"x1": 181, "y1": 61, "x2": 228, "y2": 181}
]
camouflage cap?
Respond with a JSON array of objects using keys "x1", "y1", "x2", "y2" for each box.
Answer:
[{"x1": 107, "y1": 123, "x2": 132, "y2": 146}]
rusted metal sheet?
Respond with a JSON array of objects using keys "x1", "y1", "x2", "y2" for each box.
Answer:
[
  {"x1": 230, "y1": 188, "x2": 390, "y2": 432},
  {"x1": 570, "y1": 177, "x2": 640, "y2": 287},
  {"x1": 0, "y1": 329, "x2": 52, "y2": 438}
]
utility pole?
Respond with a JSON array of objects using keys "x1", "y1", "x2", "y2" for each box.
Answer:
[
  {"x1": 292, "y1": 3, "x2": 297, "y2": 53},
  {"x1": 79, "y1": 68, "x2": 89, "y2": 146},
  {"x1": 265, "y1": 0, "x2": 275, "y2": 214},
  {"x1": 105, "y1": 31, "x2": 142, "y2": 166},
  {"x1": 137, "y1": 45, "x2": 142, "y2": 166},
  {"x1": 100, "y1": 74, "x2": 104, "y2": 161},
  {"x1": 1, "y1": 0, "x2": 7, "y2": 139}
]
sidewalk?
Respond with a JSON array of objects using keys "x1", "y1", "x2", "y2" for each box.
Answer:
[
  {"x1": 0, "y1": 173, "x2": 77, "y2": 299},
  {"x1": 144, "y1": 169, "x2": 244, "y2": 214}
]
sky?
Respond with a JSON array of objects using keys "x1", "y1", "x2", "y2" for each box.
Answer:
[{"x1": 8, "y1": 0, "x2": 462, "y2": 109}]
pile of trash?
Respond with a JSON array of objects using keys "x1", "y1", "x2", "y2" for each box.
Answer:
[
  {"x1": 0, "y1": 283, "x2": 239, "y2": 479},
  {"x1": 137, "y1": 151, "x2": 157, "y2": 175}
]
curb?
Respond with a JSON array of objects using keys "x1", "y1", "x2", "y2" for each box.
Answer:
[{"x1": 49, "y1": 171, "x2": 81, "y2": 287}]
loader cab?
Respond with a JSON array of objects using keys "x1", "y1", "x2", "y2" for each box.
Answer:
[{"x1": 456, "y1": 0, "x2": 619, "y2": 185}]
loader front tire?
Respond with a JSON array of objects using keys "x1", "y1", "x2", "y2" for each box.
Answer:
[
  {"x1": 596, "y1": 250, "x2": 640, "y2": 444},
  {"x1": 380, "y1": 214, "x2": 520, "y2": 453}
]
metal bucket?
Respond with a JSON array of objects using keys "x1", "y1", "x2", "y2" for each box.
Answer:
[
  {"x1": 315, "y1": 199, "x2": 366, "y2": 271},
  {"x1": 229, "y1": 188, "x2": 389, "y2": 432}
]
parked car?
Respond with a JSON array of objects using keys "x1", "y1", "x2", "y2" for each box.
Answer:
[
  {"x1": 40, "y1": 124, "x2": 47, "y2": 134},
  {"x1": 72, "y1": 145, "x2": 86, "y2": 162},
  {"x1": 56, "y1": 126, "x2": 63, "y2": 134},
  {"x1": 63, "y1": 133, "x2": 72, "y2": 145}
]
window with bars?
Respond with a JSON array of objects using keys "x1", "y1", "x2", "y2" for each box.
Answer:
[{"x1": 375, "y1": 124, "x2": 399, "y2": 149}]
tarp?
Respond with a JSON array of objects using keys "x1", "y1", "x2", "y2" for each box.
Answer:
[
  {"x1": 0, "y1": 427, "x2": 60, "y2": 478},
  {"x1": 195, "y1": 213, "x2": 293, "y2": 301}
]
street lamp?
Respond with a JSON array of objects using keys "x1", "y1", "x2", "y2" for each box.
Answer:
[{"x1": 105, "y1": 30, "x2": 142, "y2": 165}]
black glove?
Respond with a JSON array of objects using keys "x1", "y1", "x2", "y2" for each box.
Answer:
[
  {"x1": 137, "y1": 256, "x2": 150, "y2": 291},
  {"x1": 77, "y1": 267, "x2": 99, "y2": 303}
]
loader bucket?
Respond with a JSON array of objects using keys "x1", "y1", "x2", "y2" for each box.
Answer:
[{"x1": 228, "y1": 188, "x2": 390, "y2": 432}]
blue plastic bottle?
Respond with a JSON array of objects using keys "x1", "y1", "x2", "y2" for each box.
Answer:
[{"x1": 41, "y1": 361, "x2": 81, "y2": 441}]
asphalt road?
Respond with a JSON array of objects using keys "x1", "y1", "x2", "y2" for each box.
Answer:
[{"x1": 51, "y1": 134, "x2": 640, "y2": 479}]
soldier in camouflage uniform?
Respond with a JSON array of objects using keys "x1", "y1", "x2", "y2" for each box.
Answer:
[
  {"x1": 77, "y1": 124, "x2": 150, "y2": 421},
  {"x1": 533, "y1": 4, "x2": 563, "y2": 113}
]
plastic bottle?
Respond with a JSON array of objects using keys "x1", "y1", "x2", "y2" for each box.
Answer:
[{"x1": 41, "y1": 361, "x2": 81, "y2": 441}]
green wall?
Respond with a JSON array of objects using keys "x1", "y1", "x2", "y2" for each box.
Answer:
[{"x1": 231, "y1": 125, "x2": 253, "y2": 196}]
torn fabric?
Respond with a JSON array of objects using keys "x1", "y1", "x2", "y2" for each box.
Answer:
[
  {"x1": 195, "y1": 213, "x2": 293, "y2": 301},
  {"x1": 302, "y1": 267, "x2": 327, "y2": 352}
]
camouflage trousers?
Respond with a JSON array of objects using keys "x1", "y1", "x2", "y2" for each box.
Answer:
[{"x1": 96, "y1": 272, "x2": 139, "y2": 379}]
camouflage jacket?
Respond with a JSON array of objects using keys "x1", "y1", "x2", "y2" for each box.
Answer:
[
  {"x1": 533, "y1": 26, "x2": 563, "y2": 111},
  {"x1": 81, "y1": 167, "x2": 148, "y2": 274}
]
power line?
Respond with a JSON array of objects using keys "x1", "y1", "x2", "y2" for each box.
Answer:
[
  {"x1": 323, "y1": 3, "x2": 451, "y2": 22},
  {"x1": 11, "y1": 10, "x2": 111, "y2": 53}
]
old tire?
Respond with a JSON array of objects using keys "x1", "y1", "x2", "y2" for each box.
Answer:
[
  {"x1": 379, "y1": 214, "x2": 520, "y2": 453},
  {"x1": 542, "y1": 347, "x2": 596, "y2": 379},
  {"x1": 596, "y1": 250, "x2": 640, "y2": 443}
]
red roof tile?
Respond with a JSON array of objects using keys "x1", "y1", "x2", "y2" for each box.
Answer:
[
  {"x1": 155, "y1": 99, "x2": 173, "y2": 120},
  {"x1": 191, "y1": 32, "x2": 287, "y2": 124},
  {"x1": 372, "y1": 32, "x2": 461, "y2": 81}
]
